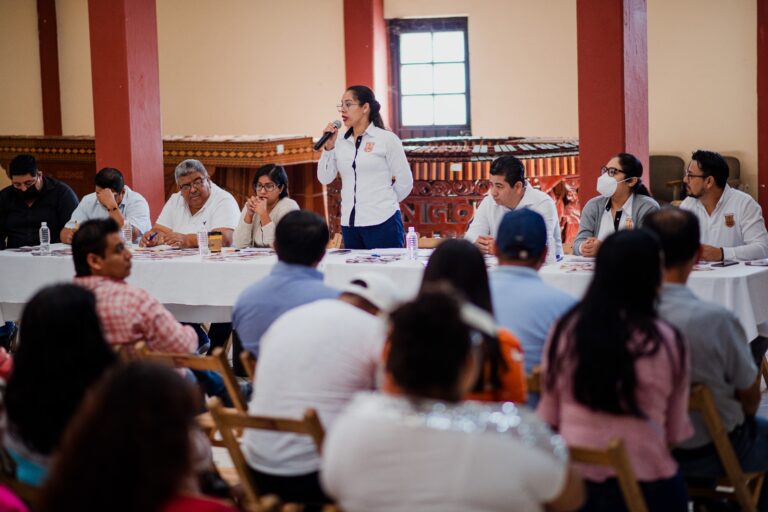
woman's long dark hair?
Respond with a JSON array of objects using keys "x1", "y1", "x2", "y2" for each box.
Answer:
[
  {"x1": 5, "y1": 284, "x2": 116, "y2": 455},
  {"x1": 544, "y1": 230, "x2": 685, "y2": 416},
  {"x1": 617, "y1": 152, "x2": 651, "y2": 197},
  {"x1": 419, "y1": 239, "x2": 507, "y2": 393},
  {"x1": 346, "y1": 85, "x2": 385, "y2": 129},
  {"x1": 40, "y1": 362, "x2": 199, "y2": 512}
]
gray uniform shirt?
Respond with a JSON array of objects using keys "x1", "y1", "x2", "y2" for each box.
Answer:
[
  {"x1": 573, "y1": 194, "x2": 659, "y2": 255},
  {"x1": 658, "y1": 283, "x2": 757, "y2": 448}
]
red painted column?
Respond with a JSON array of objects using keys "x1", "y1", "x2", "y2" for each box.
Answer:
[
  {"x1": 87, "y1": 0, "x2": 164, "y2": 216},
  {"x1": 343, "y1": 0, "x2": 390, "y2": 126},
  {"x1": 37, "y1": 0, "x2": 62, "y2": 135},
  {"x1": 576, "y1": 0, "x2": 649, "y2": 202},
  {"x1": 758, "y1": 0, "x2": 768, "y2": 219}
]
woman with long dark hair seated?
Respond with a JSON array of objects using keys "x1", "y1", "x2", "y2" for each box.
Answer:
[
  {"x1": 419, "y1": 239, "x2": 526, "y2": 403},
  {"x1": 4, "y1": 284, "x2": 117, "y2": 486},
  {"x1": 39, "y1": 362, "x2": 238, "y2": 512},
  {"x1": 233, "y1": 163, "x2": 299, "y2": 248},
  {"x1": 322, "y1": 287, "x2": 584, "y2": 512},
  {"x1": 573, "y1": 153, "x2": 659, "y2": 256},
  {"x1": 538, "y1": 230, "x2": 692, "y2": 511}
]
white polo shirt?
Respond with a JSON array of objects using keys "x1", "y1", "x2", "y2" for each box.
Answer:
[
  {"x1": 242, "y1": 299, "x2": 385, "y2": 476},
  {"x1": 680, "y1": 185, "x2": 768, "y2": 260},
  {"x1": 464, "y1": 185, "x2": 564, "y2": 263},
  {"x1": 317, "y1": 123, "x2": 413, "y2": 227},
  {"x1": 65, "y1": 185, "x2": 152, "y2": 234},
  {"x1": 155, "y1": 182, "x2": 240, "y2": 234}
]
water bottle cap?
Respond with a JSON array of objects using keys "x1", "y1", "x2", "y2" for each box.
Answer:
[
  {"x1": 408, "y1": 227, "x2": 415, "y2": 233},
  {"x1": 41, "y1": 222, "x2": 47, "y2": 226}
]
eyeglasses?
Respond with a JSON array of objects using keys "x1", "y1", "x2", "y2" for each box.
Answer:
[
  {"x1": 600, "y1": 166, "x2": 624, "y2": 178},
  {"x1": 683, "y1": 171, "x2": 706, "y2": 179},
  {"x1": 12, "y1": 178, "x2": 37, "y2": 189},
  {"x1": 336, "y1": 102, "x2": 360, "y2": 112},
  {"x1": 255, "y1": 183, "x2": 278, "y2": 192},
  {"x1": 179, "y1": 177, "x2": 207, "y2": 192}
]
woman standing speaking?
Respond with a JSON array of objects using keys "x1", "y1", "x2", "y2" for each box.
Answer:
[{"x1": 317, "y1": 85, "x2": 413, "y2": 249}]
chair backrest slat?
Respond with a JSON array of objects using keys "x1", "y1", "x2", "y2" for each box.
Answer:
[
  {"x1": 688, "y1": 383, "x2": 761, "y2": 512},
  {"x1": 135, "y1": 342, "x2": 247, "y2": 412},
  {"x1": 209, "y1": 398, "x2": 326, "y2": 510},
  {"x1": 570, "y1": 439, "x2": 648, "y2": 512}
]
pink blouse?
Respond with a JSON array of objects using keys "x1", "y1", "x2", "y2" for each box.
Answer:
[{"x1": 537, "y1": 319, "x2": 693, "y2": 482}]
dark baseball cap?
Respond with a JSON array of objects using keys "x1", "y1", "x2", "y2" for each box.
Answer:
[{"x1": 496, "y1": 208, "x2": 547, "y2": 260}]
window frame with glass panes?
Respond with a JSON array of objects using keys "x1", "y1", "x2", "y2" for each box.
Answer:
[{"x1": 388, "y1": 17, "x2": 471, "y2": 138}]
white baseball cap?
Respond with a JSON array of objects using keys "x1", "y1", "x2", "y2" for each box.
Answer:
[{"x1": 342, "y1": 272, "x2": 400, "y2": 313}]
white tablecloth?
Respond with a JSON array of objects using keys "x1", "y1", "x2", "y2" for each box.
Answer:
[
  {"x1": 322, "y1": 252, "x2": 768, "y2": 341},
  {"x1": 0, "y1": 245, "x2": 276, "y2": 322},
  {"x1": 538, "y1": 259, "x2": 768, "y2": 341},
  {"x1": 3, "y1": 248, "x2": 768, "y2": 340}
]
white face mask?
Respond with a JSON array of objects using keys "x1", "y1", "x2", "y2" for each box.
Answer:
[{"x1": 596, "y1": 173, "x2": 630, "y2": 198}]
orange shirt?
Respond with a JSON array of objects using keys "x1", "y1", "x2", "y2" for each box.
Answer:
[{"x1": 466, "y1": 328, "x2": 527, "y2": 403}]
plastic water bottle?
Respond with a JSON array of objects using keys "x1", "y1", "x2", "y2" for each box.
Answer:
[
  {"x1": 406, "y1": 226, "x2": 418, "y2": 260},
  {"x1": 39, "y1": 222, "x2": 50, "y2": 255},
  {"x1": 197, "y1": 230, "x2": 209, "y2": 257},
  {"x1": 122, "y1": 222, "x2": 133, "y2": 245}
]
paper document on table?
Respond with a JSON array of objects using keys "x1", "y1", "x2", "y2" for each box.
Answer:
[
  {"x1": 132, "y1": 244, "x2": 177, "y2": 252},
  {"x1": 746, "y1": 259, "x2": 768, "y2": 267},
  {"x1": 567, "y1": 256, "x2": 595, "y2": 263}
]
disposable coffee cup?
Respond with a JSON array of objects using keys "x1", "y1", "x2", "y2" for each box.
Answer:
[{"x1": 208, "y1": 231, "x2": 223, "y2": 253}]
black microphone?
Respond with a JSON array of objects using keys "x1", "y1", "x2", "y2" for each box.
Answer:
[{"x1": 314, "y1": 120, "x2": 342, "y2": 151}]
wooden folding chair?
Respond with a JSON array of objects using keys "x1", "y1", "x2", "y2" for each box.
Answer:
[
  {"x1": 570, "y1": 439, "x2": 648, "y2": 512},
  {"x1": 687, "y1": 383, "x2": 765, "y2": 512},
  {"x1": 135, "y1": 342, "x2": 246, "y2": 412},
  {"x1": 135, "y1": 342, "x2": 247, "y2": 445},
  {"x1": 208, "y1": 398, "x2": 325, "y2": 511},
  {"x1": 526, "y1": 365, "x2": 541, "y2": 394},
  {"x1": 240, "y1": 351, "x2": 257, "y2": 382}
]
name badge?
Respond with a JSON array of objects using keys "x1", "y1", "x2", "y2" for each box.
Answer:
[
  {"x1": 364, "y1": 142, "x2": 375, "y2": 153},
  {"x1": 724, "y1": 213, "x2": 735, "y2": 228}
]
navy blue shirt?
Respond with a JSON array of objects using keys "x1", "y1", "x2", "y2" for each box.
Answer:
[
  {"x1": 0, "y1": 176, "x2": 78, "y2": 249},
  {"x1": 233, "y1": 261, "x2": 340, "y2": 357}
]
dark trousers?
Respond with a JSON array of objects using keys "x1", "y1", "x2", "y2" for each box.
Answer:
[
  {"x1": 581, "y1": 471, "x2": 688, "y2": 512},
  {"x1": 249, "y1": 467, "x2": 331, "y2": 511},
  {"x1": 342, "y1": 210, "x2": 405, "y2": 249},
  {"x1": 182, "y1": 322, "x2": 237, "y2": 406}
]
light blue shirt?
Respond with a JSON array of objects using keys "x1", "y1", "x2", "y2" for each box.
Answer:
[
  {"x1": 233, "y1": 261, "x2": 340, "y2": 357},
  {"x1": 489, "y1": 265, "x2": 576, "y2": 374},
  {"x1": 65, "y1": 186, "x2": 152, "y2": 238}
]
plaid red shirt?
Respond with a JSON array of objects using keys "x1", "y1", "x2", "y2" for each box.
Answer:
[{"x1": 74, "y1": 275, "x2": 197, "y2": 354}]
